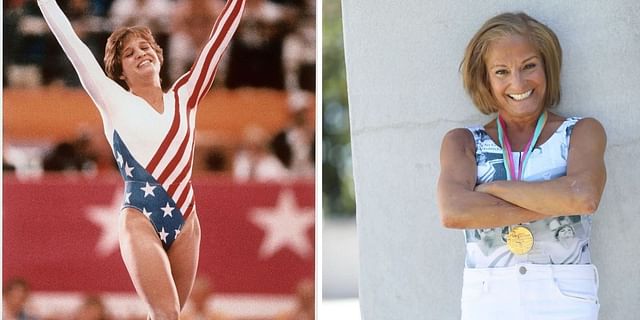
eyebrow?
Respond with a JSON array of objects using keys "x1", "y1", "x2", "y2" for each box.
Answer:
[
  {"x1": 122, "y1": 39, "x2": 150, "y2": 51},
  {"x1": 490, "y1": 55, "x2": 540, "y2": 69}
]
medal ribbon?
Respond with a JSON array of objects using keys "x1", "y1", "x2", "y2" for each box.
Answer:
[{"x1": 496, "y1": 111, "x2": 547, "y2": 181}]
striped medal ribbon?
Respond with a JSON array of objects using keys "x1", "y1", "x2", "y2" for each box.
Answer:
[{"x1": 497, "y1": 111, "x2": 547, "y2": 255}]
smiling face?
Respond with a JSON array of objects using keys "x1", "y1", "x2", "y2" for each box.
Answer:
[
  {"x1": 104, "y1": 26, "x2": 164, "y2": 90},
  {"x1": 485, "y1": 35, "x2": 547, "y2": 119},
  {"x1": 119, "y1": 36, "x2": 162, "y2": 86}
]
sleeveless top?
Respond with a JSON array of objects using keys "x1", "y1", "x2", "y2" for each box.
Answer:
[{"x1": 464, "y1": 117, "x2": 593, "y2": 268}]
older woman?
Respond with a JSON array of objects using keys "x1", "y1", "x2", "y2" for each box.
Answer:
[
  {"x1": 437, "y1": 12, "x2": 606, "y2": 320},
  {"x1": 37, "y1": 0, "x2": 245, "y2": 318}
]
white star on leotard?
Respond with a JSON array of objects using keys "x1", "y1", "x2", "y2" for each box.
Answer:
[
  {"x1": 142, "y1": 207, "x2": 152, "y2": 218},
  {"x1": 158, "y1": 227, "x2": 169, "y2": 243},
  {"x1": 175, "y1": 228, "x2": 181, "y2": 238},
  {"x1": 161, "y1": 203, "x2": 174, "y2": 218},
  {"x1": 140, "y1": 182, "x2": 156, "y2": 198},
  {"x1": 124, "y1": 162, "x2": 134, "y2": 177},
  {"x1": 116, "y1": 152, "x2": 124, "y2": 167},
  {"x1": 124, "y1": 192, "x2": 132, "y2": 204}
]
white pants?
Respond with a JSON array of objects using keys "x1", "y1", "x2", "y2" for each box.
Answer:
[{"x1": 461, "y1": 264, "x2": 599, "y2": 320}]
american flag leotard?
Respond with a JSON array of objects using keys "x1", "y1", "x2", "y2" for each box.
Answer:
[{"x1": 38, "y1": 0, "x2": 245, "y2": 249}]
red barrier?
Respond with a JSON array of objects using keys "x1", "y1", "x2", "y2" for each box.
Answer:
[{"x1": 3, "y1": 175, "x2": 315, "y2": 295}]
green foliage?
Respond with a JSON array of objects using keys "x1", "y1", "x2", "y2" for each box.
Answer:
[{"x1": 322, "y1": 0, "x2": 355, "y2": 217}]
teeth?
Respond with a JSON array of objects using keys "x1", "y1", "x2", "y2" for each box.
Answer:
[
  {"x1": 138, "y1": 60, "x2": 151, "y2": 68},
  {"x1": 508, "y1": 90, "x2": 533, "y2": 101}
]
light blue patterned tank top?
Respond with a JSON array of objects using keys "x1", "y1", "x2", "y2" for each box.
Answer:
[{"x1": 464, "y1": 117, "x2": 593, "y2": 268}]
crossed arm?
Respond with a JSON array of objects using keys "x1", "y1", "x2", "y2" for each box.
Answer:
[{"x1": 437, "y1": 118, "x2": 607, "y2": 229}]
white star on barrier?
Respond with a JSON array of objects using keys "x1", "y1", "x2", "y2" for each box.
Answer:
[
  {"x1": 249, "y1": 189, "x2": 315, "y2": 259},
  {"x1": 86, "y1": 188, "x2": 122, "y2": 257}
]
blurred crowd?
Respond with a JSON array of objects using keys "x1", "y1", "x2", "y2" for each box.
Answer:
[
  {"x1": 3, "y1": 276, "x2": 314, "y2": 320},
  {"x1": 3, "y1": 0, "x2": 315, "y2": 182},
  {"x1": 4, "y1": 0, "x2": 315, "y2": 91}
]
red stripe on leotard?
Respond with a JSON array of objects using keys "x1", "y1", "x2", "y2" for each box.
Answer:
[
  {"x1": 187, "y1": 0, "x2": 243, "y2": 109},
  {"x1": 156, "y1": 106, "x2": 194, "y2": 184},
  {"x1": 183, "y1": 200, "x2": 195, "y2": 220},
  {"x1": 167, "y1": 150, "x2": 193, "y2": 196},
  {"x1": 145, "y1": 74, "x2": 190, "y2": 173},
  {"x1": 156, "y1": 0, "x2": 243, "y2": 184}
]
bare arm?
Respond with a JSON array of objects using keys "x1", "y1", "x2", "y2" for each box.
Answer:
[
  {"x1": 437, "y1": 128, "x2": 549, "y2": 229},
  {"x1": 475, "y1": 118, "x2": 607, "y2": 215}
]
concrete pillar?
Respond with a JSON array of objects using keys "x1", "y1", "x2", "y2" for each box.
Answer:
[{"x1": 342, "y1": 1, "x2": 640, "y2": 318}]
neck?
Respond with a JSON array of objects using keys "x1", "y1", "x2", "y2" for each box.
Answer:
[
  {"x1": 499, "y1": 110, "x2": 544, "y2": 133},
  {"x1": 129, "y1": 82, "x2": 164, "y2": 112},
  {"x1": 130, "y1": 84, "x2": 162, "y2": 98}
]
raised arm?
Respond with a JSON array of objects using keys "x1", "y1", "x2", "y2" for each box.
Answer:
[
  {"x1": 474, "y1": 118, "x2": 607, "y2": 215},
  {"x1": 437, "y1": 128, "x2": 549, "y2": 229},
  {"x1": 37, "y1": 0, "x2": 123, "y2": 114},
  {"x1": 172, "y1": 0, "x2": 245, "y2": 106}
]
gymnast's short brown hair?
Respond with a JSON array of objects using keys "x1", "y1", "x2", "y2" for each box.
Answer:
[
  {"x1": 460, "y1": 12, "x2": 562, "y2": 115},
  {"x1": 104, "y1": 26, "x2": 164, "y2": 90}
]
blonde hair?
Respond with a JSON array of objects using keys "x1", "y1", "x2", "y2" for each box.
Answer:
[
  {"x1": 460, "y1": 12, "x2": 562, "y2": 115},
  {"x1": 104, "y1": 26, "x2": 164, "y2": 90}
]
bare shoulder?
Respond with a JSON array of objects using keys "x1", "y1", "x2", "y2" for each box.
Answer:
[
  {"x1": 442, "y1": 128, "x2": 475, "y2": 146},
  {"x1": 569, "y1": 118, "x2": 607, "y2": 157},
  {"x1": 573, "y1": 117, "x2": 607, "y2": 142},
  {"x1": 440, "y1": 128, "x2": 477, "y2": 161}
]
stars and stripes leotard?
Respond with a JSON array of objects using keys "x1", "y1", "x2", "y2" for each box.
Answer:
[{"x1": 38, "y1": 0, "x2": 245, "y2": 250}]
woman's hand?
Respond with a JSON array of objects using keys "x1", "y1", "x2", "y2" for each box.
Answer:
[{"x1": 474, "y1": 182, "x2": 491, "y2": 193}]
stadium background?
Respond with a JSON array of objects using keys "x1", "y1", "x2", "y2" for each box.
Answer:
[{"x1": 3, "y1": 0, "x2": 316, "y2": 318}]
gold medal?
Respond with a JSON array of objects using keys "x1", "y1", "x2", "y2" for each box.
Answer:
[{"x1": 506, "y1": 226, "x2": 534, "y2": 255}]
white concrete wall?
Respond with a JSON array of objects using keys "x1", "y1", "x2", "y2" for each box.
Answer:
[{"x1": 341, "y1": 1, "x2": 640, "y2": 319}]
